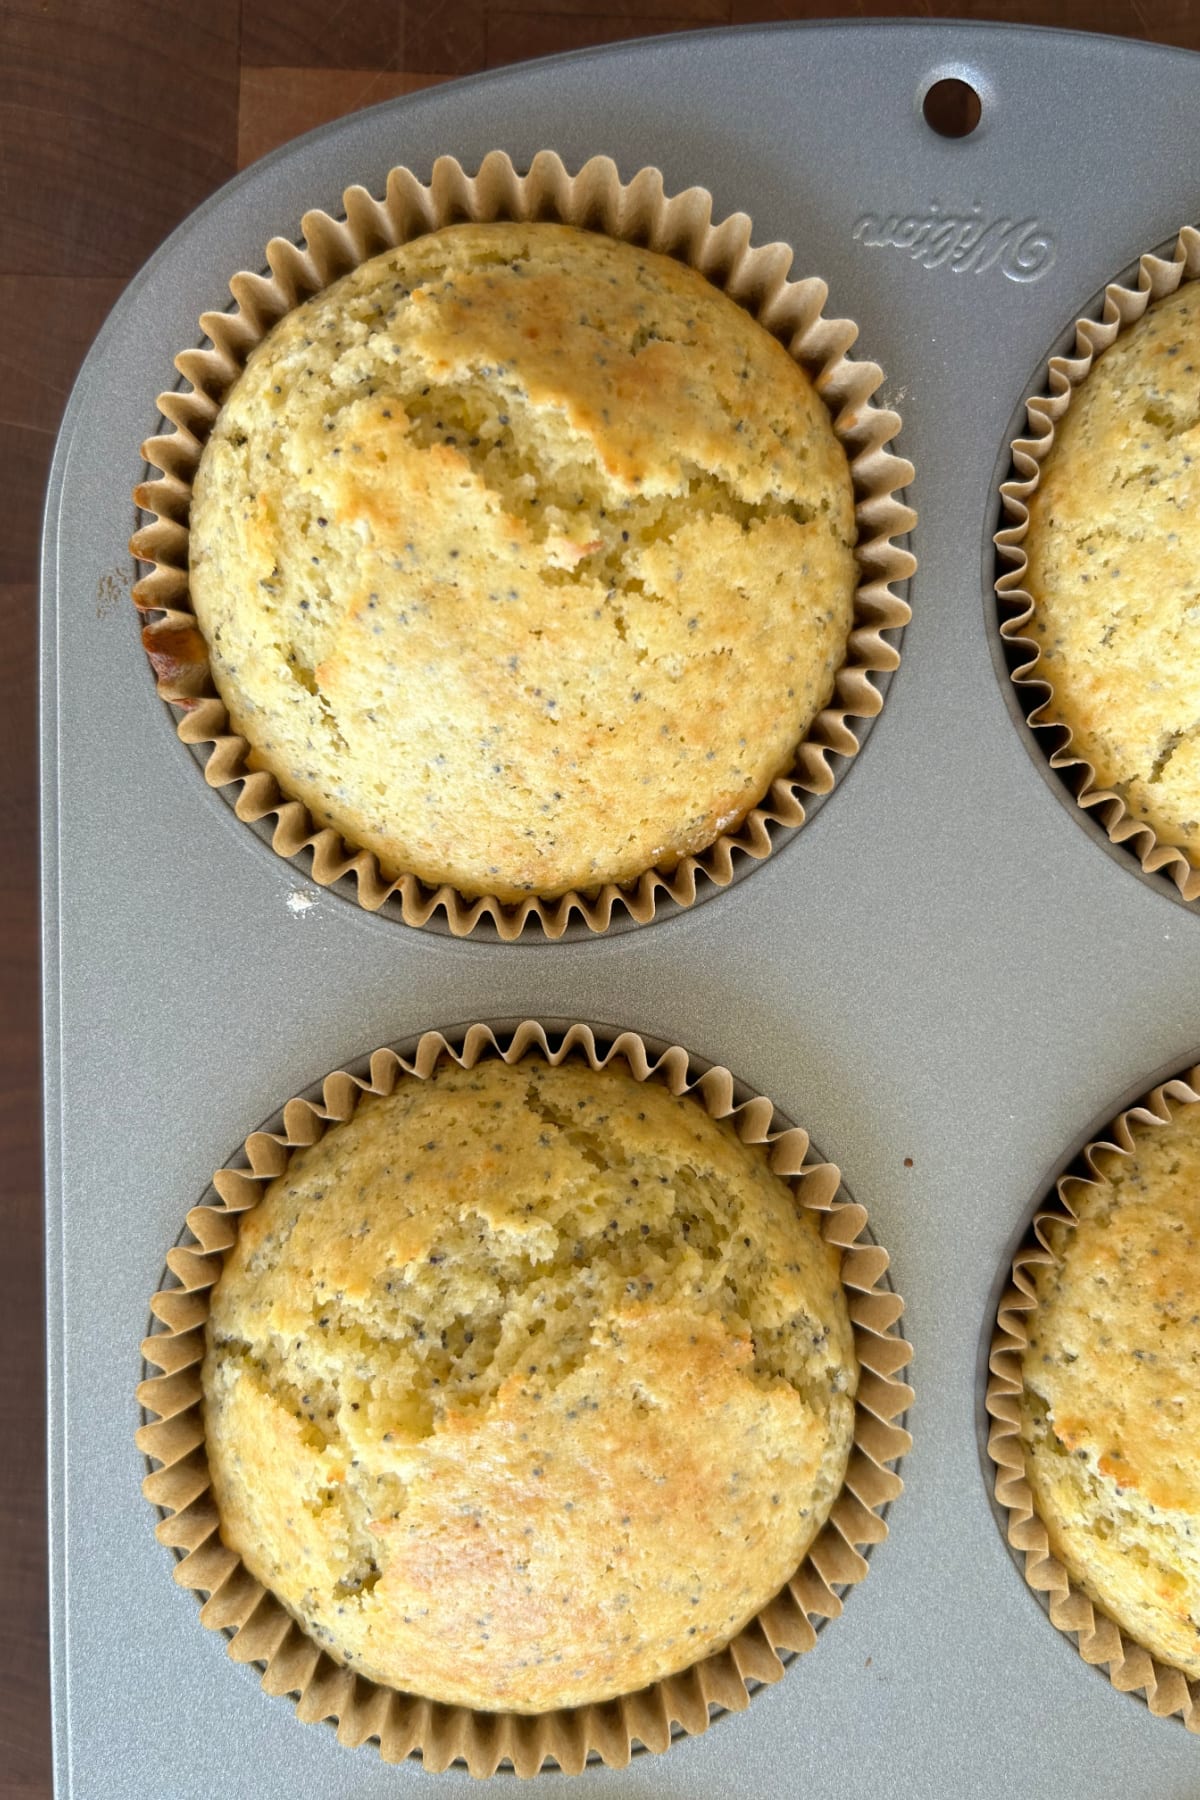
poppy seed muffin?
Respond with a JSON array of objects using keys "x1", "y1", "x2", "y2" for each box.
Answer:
[
  {"x1": 201, "y1": 1057, "x2": 858, "y2": 1713},
  {"x1": 1023, "y1": 280, "x2": 1200, "y2": 864},
  {"x1": 187, "y1": 221, "x2": 858, "y2": 901},
  {"x1": 1018, "y1": 1103, "x2": 1200, "y2": 1678}
]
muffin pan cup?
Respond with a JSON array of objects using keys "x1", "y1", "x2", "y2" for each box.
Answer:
[
  {"x1": 136, "y1": 1019, "x2": 911, "y2": 1776},
  {"x1": 994, "y1": 223, "x2": 1200, "y2": 906},
  {"x1": 984, "y1": 1058, "x2": 1200, "y2": 1733},
  {"x1": 129, "y1": 149, "x2": 914, "y2": 940}
]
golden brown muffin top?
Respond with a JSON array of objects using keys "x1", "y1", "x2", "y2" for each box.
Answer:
[
  {"x1": 1020, "y1": 1102, "x2": 1200, "y2": 1676},
  {"x1": 1024, "y1": 281, "x2": 1200, "y2": 862},
  {"x1": 189, "y1": 221, "x2": 857, "y2": 900},
  {"x1": 202, "y1": 1058, "x2": 858, "y2": 1711}
]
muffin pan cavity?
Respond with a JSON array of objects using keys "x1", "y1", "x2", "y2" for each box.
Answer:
[
  {"x1": 131, "y1": 153, "x2": 914, "y2": 942},
  {"x1": 137, "y1": 1019, "x2": 909, "y2": 1775},
  {"x1": 993, "y1": 225, "x2": 1200, "y2": 914},
  {"x1": 984, "y1": 1054, "x2": 1200, "y2": 1732}
]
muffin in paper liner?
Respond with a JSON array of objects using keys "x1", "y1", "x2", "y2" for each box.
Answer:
[
  {"x1": 130, "y1": 150, "x2": 915, "y2": 941},
  {"x1": 136, "y1": 1019, "x2": 912, "y2": 1776},
  {"x1": 994, "y1": 224, "x2": 1200, "y2": 907},
  {"x1": 985, "y1": 1059, "x2": 1200, "y2": 1733}
]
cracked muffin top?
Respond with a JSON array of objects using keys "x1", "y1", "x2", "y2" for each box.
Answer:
[
  {"x1": 201, "y1": 1056, "x2": 858, "y2": 1712},
  {"x1": 1019, "y1": 1102, "x2": 1200, "y2": 1679},
  {"x1": 187, "y1": 221, "x2": 857, "y2": 900},
  {"x1": 1023, "y1": 280, "x2": 1200, "y2": 864}
]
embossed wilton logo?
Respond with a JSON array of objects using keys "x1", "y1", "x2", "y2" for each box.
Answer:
[{"x1": 853, "y1": 202, "x2": 1056, "y2": 282}]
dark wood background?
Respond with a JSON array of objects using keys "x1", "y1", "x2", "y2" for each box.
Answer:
[{"x1": 3, "y1": 1, "x2": 1197, "y2": 1792}]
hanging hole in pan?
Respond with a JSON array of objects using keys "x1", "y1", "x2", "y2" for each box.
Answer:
[{"x1": 922, "y1": 76, "x2": 983, "y2": 138}]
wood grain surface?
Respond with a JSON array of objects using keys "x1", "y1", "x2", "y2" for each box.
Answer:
[{"x1": 2, "y1": 2, "x2": 1195, "y2": 1793}]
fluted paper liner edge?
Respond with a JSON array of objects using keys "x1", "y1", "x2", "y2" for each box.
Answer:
[
  {"x1": 136, "y1": 1020, "x2": 912, "y2": 1776},
  {"x1": 130, "y1": 150, "x2": 915, "y2": 940},
  {"x1": 994, "y1": 223, "x2": 1200, "y2": 905},
  {"x1": 985, "y1": 1062, "x2": 1200, "y2": 1732}
]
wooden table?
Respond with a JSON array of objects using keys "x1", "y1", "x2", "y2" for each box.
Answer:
[{"x1": 2, "y1": 2, "x2": 1195, "y2": 1792}]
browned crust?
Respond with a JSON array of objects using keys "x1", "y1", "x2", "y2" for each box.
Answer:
[
  {"x1": 985, "y1": 1059, "x2": 1200, "y2": 1733},
  {"x1": 994, "y1": 223, "x2": 1200, "y2": 906},
  {"x1": 136, "y1": 1020, "x2": 912, "y2": 1776},
  {"x1": 130, "y1": 151, "x2": 915, "y2": 940}
]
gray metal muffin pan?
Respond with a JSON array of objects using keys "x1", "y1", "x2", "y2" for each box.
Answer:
[{"x1": 41, "y1": 20, "x2": 1200, "y2": 1798}]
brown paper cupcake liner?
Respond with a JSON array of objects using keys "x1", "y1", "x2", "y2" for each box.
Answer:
[
  {"x1": 130, "y1": 150, "x2": 915, "y2": 941},
  {"x1": 985, "y1": 1060, "x2": 1200, "y2": 1732},
  {"x1": 136, "y1": 1019, "x2": 912, "y2": 1776},
  {"x1": 994, "y1": 224, "x2": 1200, "y2": 906}
]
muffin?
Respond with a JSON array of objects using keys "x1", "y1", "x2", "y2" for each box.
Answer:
[
  {"x1": 134, "y1": 155, "x2": 917, "y2": 935},
  {"x1": 200, "y1": 1055, "x2": 859, "y2": 1713},
  {"x1": 185, "y1": 218, "x2": 858, "y2": 903},
  {"x1": 1017, "y1": 1102, "x2": 1200, "y2": 1680},
  {"x1": 1019, "y1": 276, "x2": 1200, "y2": 868}
]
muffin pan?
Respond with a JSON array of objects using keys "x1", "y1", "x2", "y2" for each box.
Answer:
[{"x1": 42, "y1": 20, "x2": 1200, "y2": 1798}]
